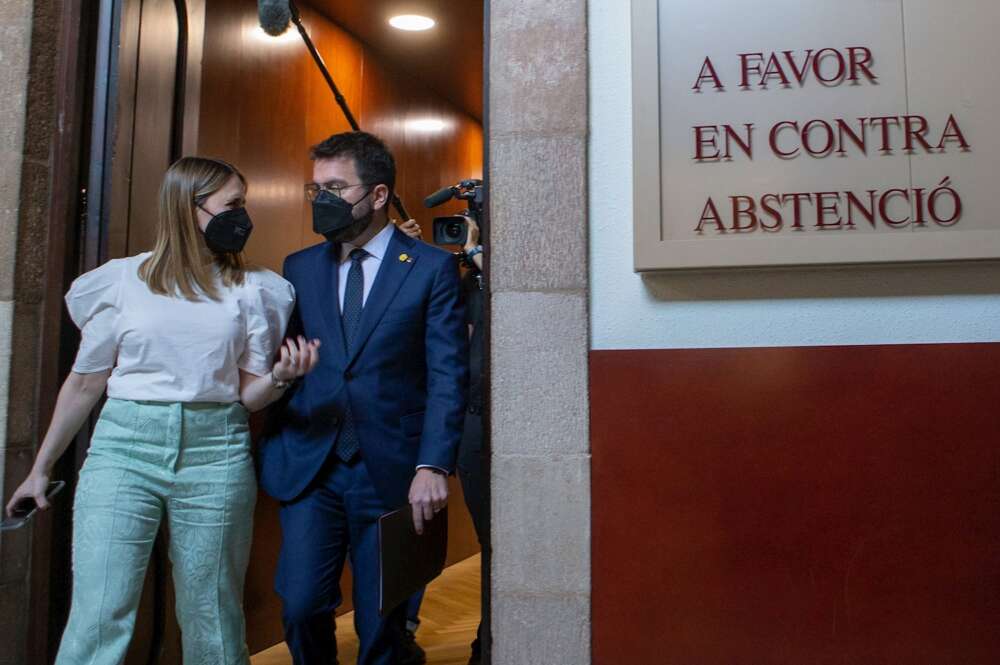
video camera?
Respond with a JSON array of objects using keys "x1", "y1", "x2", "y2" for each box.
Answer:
[{"x1": 423, "y1": 179, "x2": 484, "y2": 246}]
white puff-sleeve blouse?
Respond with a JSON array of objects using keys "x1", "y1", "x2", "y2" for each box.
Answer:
[{"x1": 65, "y1": 252, "x2": 295, "y2": 403}]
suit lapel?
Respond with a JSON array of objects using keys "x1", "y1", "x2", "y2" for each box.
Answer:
[
  {"x1": 346, "y1": 227, "x2": 418, "y2": 368},
  {"x1": 314, "y1": 242, "x2": 347, "y2": 367}
]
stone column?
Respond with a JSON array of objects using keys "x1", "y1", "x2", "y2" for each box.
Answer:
[
  {"x1": 0, "y1": 0, "x2": 64, "y2": 661},
  {"x1": 0, "y1": 1, "x2": 38, "y2": 659},
  {"x1": 488, "y1": 1, "x2": 591, "y2": 662}
]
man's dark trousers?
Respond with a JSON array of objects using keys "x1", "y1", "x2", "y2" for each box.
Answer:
[{"x1": 277, "y1": 455, "x2": 407, "y2": 665}]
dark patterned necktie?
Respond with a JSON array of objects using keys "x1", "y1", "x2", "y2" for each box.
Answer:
[{"x1": 335, "y1": 248, "x2": 368, "y2": 462}]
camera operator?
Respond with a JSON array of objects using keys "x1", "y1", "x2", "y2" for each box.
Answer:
[
  {"x1": 459, "y1": 216, "x2": 484, "y2": 272},
  {"x1": 455, "y1": 214, "x2": 486, "y2": 665},
  {"x1": 403, "y1": 181, "x2": 485, "y2": 665},
  {"x1": 399, "y1": 213, "x2": 485, "y2": 665}
]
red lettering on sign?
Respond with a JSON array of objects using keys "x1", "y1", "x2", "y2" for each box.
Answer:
[
  {"x1": 739, "y1": 52, "x2": 765, "y2": 88},
  {"x1": 695, "y1": 197, "x2": 725, "y2": 233},
  {"x1": 814, "y1": 192, "x2": 843, "y2": 228},
  {"x1": 692, "y1": 57, "x2": 724, "y2": 91},
  {"x1": 731, "y1": 196, "x2": 758, "y2": 231},
  {"x1": 937, "y1": 114, "x2": 970, "y2": 150},
  {"x1": 760, "y1": 194, "x2": 783, "y2": 230},
  {"x1": 736, "y1": 48, "x2": 878, "y2": 88},
  {"x1": 846, "y1": 46, "x2": 877, "y2": 82},
  {"x1": 845, "y1": 190, "x2": 877, "y2": 228},
  {"x1": 694, "y1": 125, "x2": 721, "y2": 160}
]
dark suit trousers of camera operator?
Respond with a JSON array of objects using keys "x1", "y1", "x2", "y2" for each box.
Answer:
[
  {"x1": 457, "y1": 268, "x2": 487, "y2": 657},
  {"x1": 259, "y1": 226, "x2": 468, "y2": 665}
]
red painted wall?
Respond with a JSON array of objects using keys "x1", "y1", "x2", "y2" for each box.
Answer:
[{"x1": 591, "y1": 344, "x2": 1000, "y2": 664}]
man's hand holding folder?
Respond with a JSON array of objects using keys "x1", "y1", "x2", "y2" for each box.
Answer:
[{"x1": 408, "y1": 467, "x2": 449, "y2": 534}]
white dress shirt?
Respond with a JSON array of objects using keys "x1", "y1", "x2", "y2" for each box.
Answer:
[
  {"x1": 337, "y1": 221, "x2": 396, "y2": 311},
  {"x1": 66, "y1": 252, "x2": 294, "y2": 403}
]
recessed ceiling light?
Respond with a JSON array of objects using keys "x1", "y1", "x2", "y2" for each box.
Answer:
[
  {"x1": 406, "y1": 118, "x2": 447, "y2": 132},
  {"x1": 389, "y1": 15, "x2": 436, "y2": 31}
]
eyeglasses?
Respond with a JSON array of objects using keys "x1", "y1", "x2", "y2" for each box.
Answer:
[{"x1": 303, "y1": 182, "x2": 375, "y2": 202}]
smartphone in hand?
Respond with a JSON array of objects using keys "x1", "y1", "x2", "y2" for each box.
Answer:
[{"x1": 1, "y1": 480, "x2": 66, "y2": 531}]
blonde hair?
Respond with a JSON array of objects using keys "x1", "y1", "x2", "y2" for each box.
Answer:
[{"x1": 139, "y1": 157, "x2": 248, "y2": 299}]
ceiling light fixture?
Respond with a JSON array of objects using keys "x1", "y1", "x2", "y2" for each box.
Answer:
[
  {"x1": 406, "y1": 118, "x2": 447, "y2": 133},
  {"x1": 389, "y1": 14, "x2": 436, "y2": 31}
]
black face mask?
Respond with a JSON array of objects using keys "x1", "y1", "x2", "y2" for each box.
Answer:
[
  {"x1": 199, "y1": 206, "x2": 253, "y2": 254},
  {"x1": 312, "y1": 189, "x2": 373, "y2": 243}
]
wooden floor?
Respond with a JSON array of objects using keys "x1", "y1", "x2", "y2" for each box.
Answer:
[{"x1": 251, "y1": 554, "x2": 482, "y2": 665}]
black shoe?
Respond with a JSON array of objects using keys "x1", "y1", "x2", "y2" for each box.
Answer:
[{"x1": 398, "y1": 628, "x2": 426, "y2": 665}]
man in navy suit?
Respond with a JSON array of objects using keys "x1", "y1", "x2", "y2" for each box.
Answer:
[{"x1": 259, "y1": 131, "x2": 468, "y2": 665}]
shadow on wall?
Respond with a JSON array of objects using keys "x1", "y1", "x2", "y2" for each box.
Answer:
[{"x1": 641, "y1": 261, "x2": 1000, "y2": 302}]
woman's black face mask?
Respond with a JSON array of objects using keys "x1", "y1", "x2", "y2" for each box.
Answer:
[
  {"x1": 311, "y1": 188, "x2": 373, "y2": 243},
  {"x1": 198, "y1": 205, "x2": 253, "y2": 254}
]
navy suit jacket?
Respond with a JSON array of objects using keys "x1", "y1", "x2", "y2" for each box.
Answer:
[{"x1": 258, "y1": 227, "x2": 468, "y2": 507}]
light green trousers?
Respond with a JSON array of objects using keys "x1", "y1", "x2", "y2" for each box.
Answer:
[{"x1": 55, "y1": 399, "x2": 256, "y2": 665}]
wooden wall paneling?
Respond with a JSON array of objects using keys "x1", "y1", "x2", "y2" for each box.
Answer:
[
  {"x1": 125, "y1": 0, "x2": 180, "y2": 255},
  {"x1": 305, "y1": 0, "x2": 484, "y2": 120},
  {"x1": 105, "y1": 0, "x2": 142, "y2": 260},
  {"x1": 302, "y1": 0, "x2": 365, "y2": 141},
  {"x1": 238, "y1": 13, "x2": 310, "y2": 274},
  {"x1": 358, "y1": 50, "x2": 402, "y2": 181},
  {"x1": 360, "y1": 56, "x2": 482, "y2": 238},
  {"x1": 411, "y1": 100, "x2": 456, "y2": 219},
  {"x1": 301, "y1": 4, "x2": 363, "y2": 250},
  {"x1": 445, "y1": 478, "x2": 480, "y2": 561},
  {"x1": 195, "y1": 0, "x2": 243, "y2": 160},
  {"x1": 243, "y1": 483, "x2": 287, "y2": 652},
  {"x1": 179, "y1": 0, "x2": 205, "y2": 156}
]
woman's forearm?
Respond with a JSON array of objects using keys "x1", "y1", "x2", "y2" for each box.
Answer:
[
  {"x1": 31, "y1": 371, "x2": 109, "y2": 476},
  {"x1": 239, "y1": 371, "x2": 288, "y2": 413},
  {"x1": 240, "y1": 337, "x2": 319, "y2": 412}
]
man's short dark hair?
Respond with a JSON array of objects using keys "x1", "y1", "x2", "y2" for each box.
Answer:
[{"x1": 310, "y1": 131, "x2": 396, "y2": 196}]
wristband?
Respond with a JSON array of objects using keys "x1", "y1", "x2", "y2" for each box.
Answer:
[
  {"x1": 465, "y1": 245, "x2": 483, "y2": 258},
  {"x1": 270, "y1": 369, "x2": 292, "y2": 390}
]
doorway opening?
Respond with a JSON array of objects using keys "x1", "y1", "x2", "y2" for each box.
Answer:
[{"x1": 53, "y1": 1, "x2": 490, "y2": 664}]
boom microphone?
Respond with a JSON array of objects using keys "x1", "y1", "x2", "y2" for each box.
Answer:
[
  {"x1": 258, "y1": 0, "x2": 292, "y2": 36},
  {"x1": 424, "y1": 186, "x2": 457, "y2": 209},
  {"x1": 256, "y1": 0, "x2": 413, "y2": 221}
]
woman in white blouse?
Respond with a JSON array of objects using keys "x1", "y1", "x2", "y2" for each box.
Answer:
[{"x1": 5, "y1": 157, "x2": 319, "y2": 665}]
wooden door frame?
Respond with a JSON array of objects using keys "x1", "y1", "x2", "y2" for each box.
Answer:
[
  {"x1": 24, "y1": 0, "x2": 100, "y2": 660},
  {"x1": 91, "y1": 0, "x2": 201, "y2": 264}
]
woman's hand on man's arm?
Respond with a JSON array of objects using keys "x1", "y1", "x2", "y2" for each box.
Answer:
[{"x1": 239, "y1": 336, "x2": 321, "y2": 412}]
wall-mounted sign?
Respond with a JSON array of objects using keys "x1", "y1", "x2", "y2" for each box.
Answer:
[{"x1": 632, "y1": 0, "x2": 1000, "y2": 270}]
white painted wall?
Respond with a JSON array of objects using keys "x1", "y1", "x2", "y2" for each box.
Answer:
[{"x1": 589, "y1": 0, "x2": 1000, "y2": 350}]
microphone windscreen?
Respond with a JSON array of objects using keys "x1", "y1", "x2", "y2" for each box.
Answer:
[
  {"x1": 424, "y1": 186, "x2": 456, "y2": 208},
  {"x1": 259, "y1": 0, "x2": 292, "y2": 36}
]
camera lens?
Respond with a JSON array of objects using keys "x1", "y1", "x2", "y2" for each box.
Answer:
[{"x1": 445, "y1": 222, "x2": 463, "y2": 240}]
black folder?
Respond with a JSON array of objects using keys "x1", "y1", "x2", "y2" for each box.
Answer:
[{"x1": 378, "y1": 505, "x2": 449, "y2": 616}]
